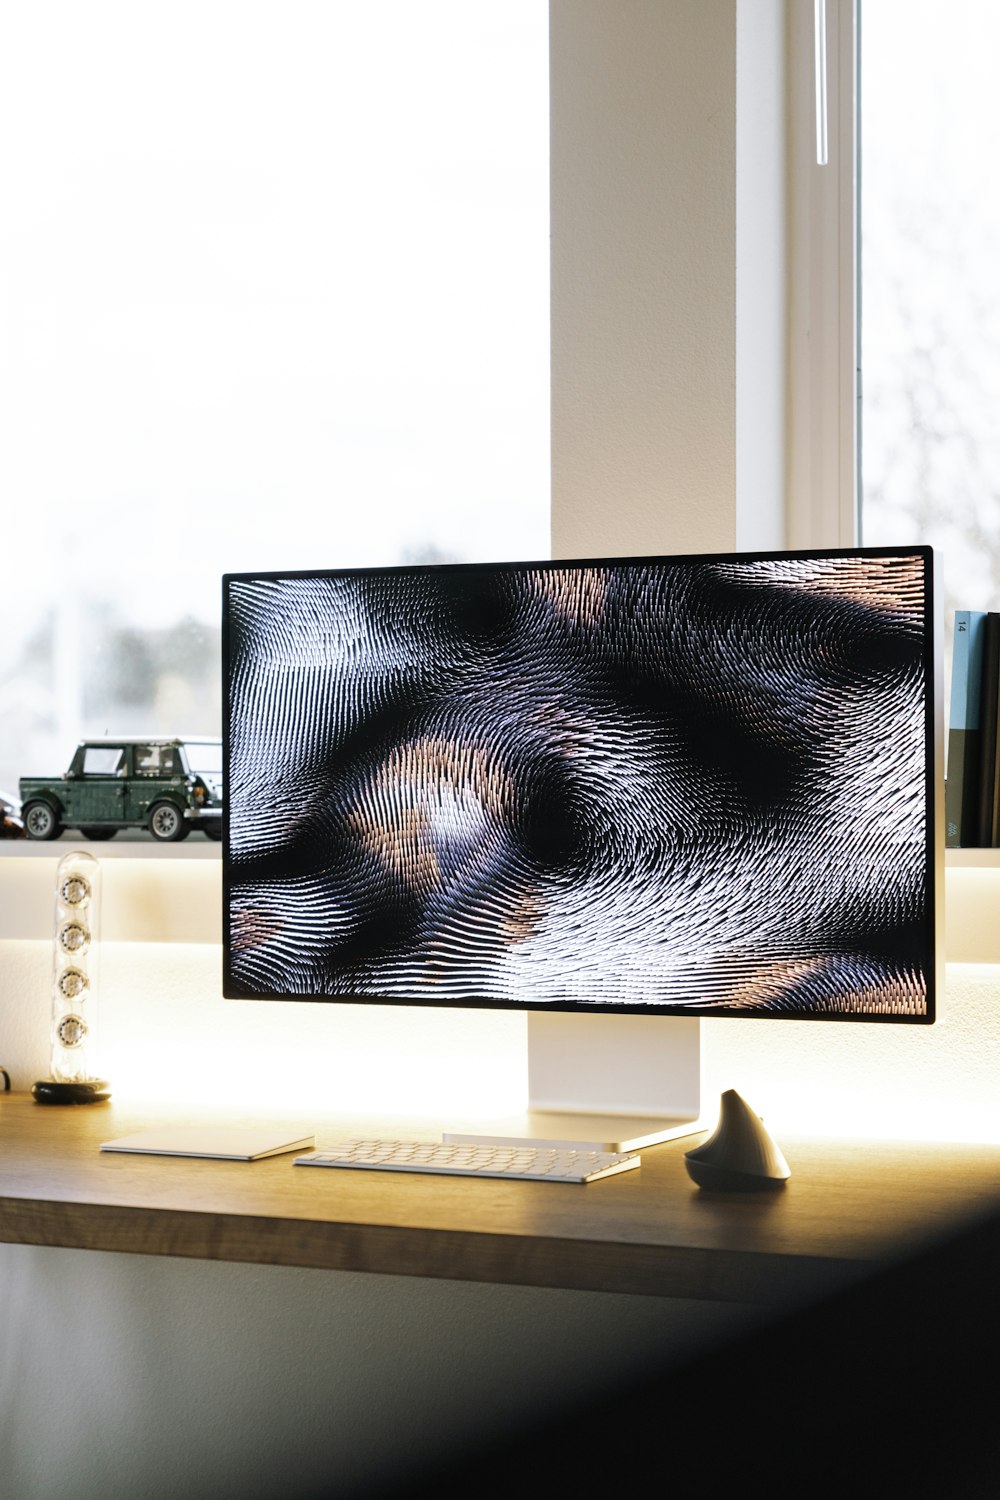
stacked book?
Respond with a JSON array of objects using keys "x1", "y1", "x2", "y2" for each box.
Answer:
[{"x1": 946, "y1": 610, "x2": 1000, "y2": 847}]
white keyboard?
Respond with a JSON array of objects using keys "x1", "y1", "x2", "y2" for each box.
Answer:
[{"x1": 295, "y1": 1138, "x2": 641, "y2": 1183}]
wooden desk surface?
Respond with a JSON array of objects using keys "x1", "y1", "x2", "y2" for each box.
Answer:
[{"x1": 3, "y1": 1091, "x2": 1000, "y2": 1306}]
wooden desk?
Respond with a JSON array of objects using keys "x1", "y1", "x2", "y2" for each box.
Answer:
[{"x1": 5, "y1": 1092, "x2": 1000, "y2": 1306}]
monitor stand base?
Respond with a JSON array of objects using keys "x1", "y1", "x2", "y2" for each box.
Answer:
[
  {"x1": 443, "y1": 1012, "x2": 704, "y2": 1153},
  {"x1": 443, "y1": 1110, "x2": 702, "y2": 1153}
]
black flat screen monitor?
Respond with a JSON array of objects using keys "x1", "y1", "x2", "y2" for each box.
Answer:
[{"x1": 222, "y1": 546, "x2": 939, "y2": 1026}]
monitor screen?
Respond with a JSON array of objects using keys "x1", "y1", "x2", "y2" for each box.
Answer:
[{"x1": 223, "y1": 547, "x2": 938, "y2": 1022}]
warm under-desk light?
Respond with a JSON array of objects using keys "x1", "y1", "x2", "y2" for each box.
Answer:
[{"x1": 62, "y1": 860, "x2": 1000, "y2": 1143}]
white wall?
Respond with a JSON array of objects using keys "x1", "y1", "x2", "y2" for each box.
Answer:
[
  {"x1": 550, "y1": 0, "x2": 786, "y2": 559},
  {"x1": 551, "y1": 0, "x2": 737, "y2": 557}
]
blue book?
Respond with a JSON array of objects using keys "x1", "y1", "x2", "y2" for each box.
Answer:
[{"x1": 946, "y1": 610, "x2": 987, "y2": 846}]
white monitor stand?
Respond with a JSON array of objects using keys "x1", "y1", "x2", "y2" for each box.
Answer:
[{"x1": 444, "y1": 1011, "x2": 703, "y2": 1152}]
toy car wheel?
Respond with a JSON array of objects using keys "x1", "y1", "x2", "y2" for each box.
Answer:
[
  {"x1": 23, "y1": 801, "x2": 61, "y2": 840},
  {"x1": 203, "y1": 823, "x2": 222, "y2": 841},
  {"x1": 80, "y1": 826, "x2": 116, "y2": 841},
  {"x1": 148, "y1": 802, "x2": 189, "y2": 842}
]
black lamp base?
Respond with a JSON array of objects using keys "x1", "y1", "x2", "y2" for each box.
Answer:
[{"x1": 32, "y1": 1079, "x2": 111, "y2": 1105}]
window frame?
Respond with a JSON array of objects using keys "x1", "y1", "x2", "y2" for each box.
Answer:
[{"x1": 786, "y1": 0, "x2": 859, "y2": 551}]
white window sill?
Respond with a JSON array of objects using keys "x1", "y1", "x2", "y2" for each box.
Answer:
[
  {"x1": 1, "y1": 837, "x2": 219, "y2": 859},
  {"x1": 944, "y1": 848, "x2": 1000, "y2": 867}
]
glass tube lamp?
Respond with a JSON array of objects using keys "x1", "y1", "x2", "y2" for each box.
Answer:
[{"x1": 32, "y1": 850, "x2": 111, "y2": 1104}]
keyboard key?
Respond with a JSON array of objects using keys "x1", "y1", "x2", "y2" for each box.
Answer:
[{"x1": 295, "y1": 1138, "x2": 640, "y2": 1183}]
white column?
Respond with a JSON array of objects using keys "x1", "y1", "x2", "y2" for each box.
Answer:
[{"x1": 550, "y1": 0, "x2": 788, "y2": 559}]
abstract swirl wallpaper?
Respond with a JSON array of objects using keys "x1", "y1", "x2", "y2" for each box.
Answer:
[{"x1": 223, "y1": 549, "x2": 936, "y2": 1019}]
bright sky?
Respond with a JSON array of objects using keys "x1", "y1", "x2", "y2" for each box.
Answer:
[
  {"x1": 861, "y1": 0, "x2": 1000, "y2": 613},
  {"x1": 0, "y1": 2, "x2": 550, "y2": 647}
]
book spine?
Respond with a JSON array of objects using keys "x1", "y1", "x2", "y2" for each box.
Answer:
[
  {"x1": 946, "y1": 610, "x2": 986, "y2": 846},
  {"x1": 991, "y1": 634, "x2": 1000, "y2": 847},
  {"x1": 975, "y1": 613, "x2": 1000, "y2": 847}
]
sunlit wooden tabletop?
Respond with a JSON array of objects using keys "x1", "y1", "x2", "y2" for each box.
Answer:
[{"x1": 3, "y1": 1091, "x2": 1000, "y2": 1306}]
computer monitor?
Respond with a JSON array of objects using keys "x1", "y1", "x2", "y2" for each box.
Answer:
[{"x1": 222, "y1": 546, "x2": 941, "y2": 1148}]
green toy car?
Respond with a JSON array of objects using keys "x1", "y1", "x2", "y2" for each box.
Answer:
[{"x1": 19, "y1": 737, "x2": 223, "y2": 842}]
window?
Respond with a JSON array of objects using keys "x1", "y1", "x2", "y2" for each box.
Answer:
[
  {"x1": 82, "y1": 748, "x2": 124, "y2": 777},
  {"x1": 860, "y1": 0, "x2": 1000, "y2": 628},
  {"x1": 135, "y1": 745, "x2": 178, "y2": 777},
  {"x1": 787, "y1": 0, "x2": 859, "y2": 552},
  {"x1": 0, "y1": 2, "x2": 549, "y2": 800}
]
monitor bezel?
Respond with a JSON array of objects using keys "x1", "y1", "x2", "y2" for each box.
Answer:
[{"x1": 221, "y1": 544, "x2": 941, "y2": 1025}]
